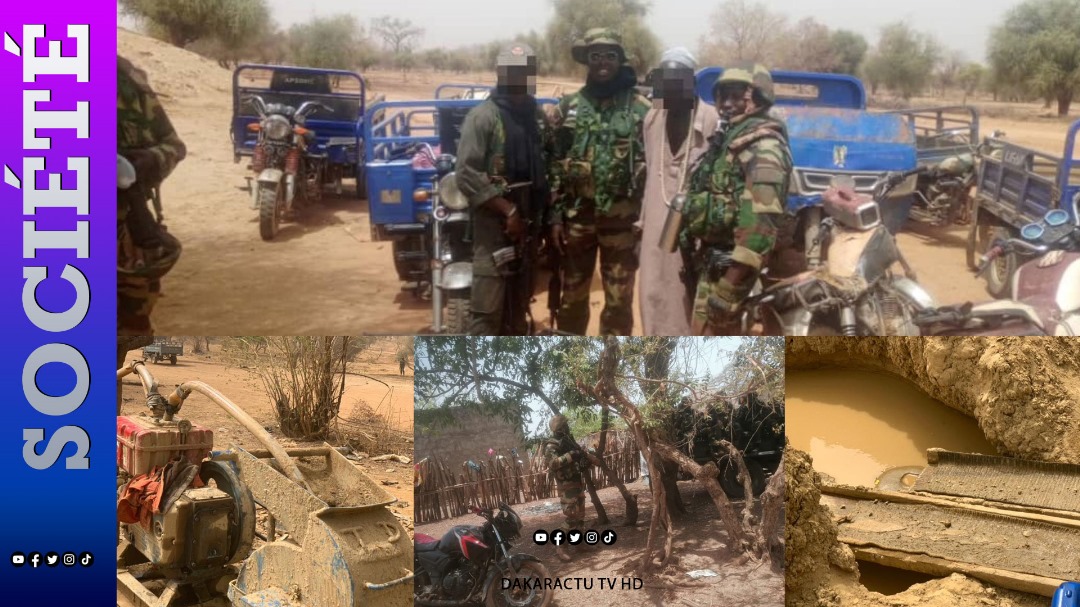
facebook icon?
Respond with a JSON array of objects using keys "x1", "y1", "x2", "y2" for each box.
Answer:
[
  {"x1": 550, "y1": 530, "x2": 565, "y2": 546},
  {"x1": 29, "y1": 552, "x2": 41, "y2": 568}
]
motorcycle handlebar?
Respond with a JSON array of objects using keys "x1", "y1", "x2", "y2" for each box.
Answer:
[
  {"x1": 296, "y1": 100, "x2": 333, "y2": 118},
  {"x1": 975, "y1": 238, "x2": 1050, "y2": 275},
  {"x1": 244, "y1": 94, "x2": 268, "y2": 118}
]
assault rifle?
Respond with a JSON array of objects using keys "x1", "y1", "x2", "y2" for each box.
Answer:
[{"x1": 547, "y1": 242, "x2": 562, "y2": 329}]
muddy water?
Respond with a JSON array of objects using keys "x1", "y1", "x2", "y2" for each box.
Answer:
[{"x1": 787, "y1": 370, "x2": 997, "y2": 487}]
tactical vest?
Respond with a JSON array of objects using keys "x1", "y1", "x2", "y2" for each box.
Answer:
[
  {"x1": 685, "y1": 115, "x2": 789, "y2": 246},
  {"x1": 543, "y1": 439, "x2": 581, "y2": 483},
  {"x1": 558, "y1": 90, "x2": 641, "y2": 212}
]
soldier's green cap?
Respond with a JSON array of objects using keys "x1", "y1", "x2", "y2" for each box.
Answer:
[
  {"x1": 714, "y1": 62, "x2": 775, "y2": 105},
  {"x1": 497, "y1": 42, "x2": 536, "y2": 68},
  {"x1": 571, "y1": 28, "x2": 626, "y2": 65}
]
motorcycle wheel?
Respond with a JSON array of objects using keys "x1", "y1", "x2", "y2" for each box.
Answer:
[
  {"x1": 979, "y1": 224, "x2": 1016, "y2": 299},
  {"x1": 485, "y1": 560, "x2": 554, "y2": 607},
  {"x1": 445, "y1": 290, "x2": 471, "y2": 334},
  {"x1": 258, "y1": 181, "x2": 282, "y2": 241}
]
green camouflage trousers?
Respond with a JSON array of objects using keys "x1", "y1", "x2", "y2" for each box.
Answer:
[
  {"x1": 558, "y1": 199, "x2": 640, "y2": 335},
  {"x1": 557, "y1": 479, "x2": 585, "y2": 531},
  {"x1": 117, "y1": 217, "x2": 159, "y2": 336}
]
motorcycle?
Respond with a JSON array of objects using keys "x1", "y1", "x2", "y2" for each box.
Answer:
[
  {"x1": 914, "y1": 203, "x2": 1080, "y2": 336},
  {"x1": 745, "y1": 168, "x2": 938, "y2": 336},
  {"x1": 428, "y1": 149, "x2": 476, "y2": 334},
  {"x1": 244, "y1": 94, "x2": 333, "y2": 241},
  {"x1": 414, "y1": 503, "x2": 553, "y2": 607},
  {"x1": 911, "y1": 129, "x2": 1006, "y2": 227}
]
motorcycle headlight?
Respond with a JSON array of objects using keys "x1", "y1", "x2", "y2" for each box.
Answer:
[
  {"x1": 441, "y1": 262, "x2": 472, "y2": 290},
  {"x1": 264, "y1": 115, "x2": 292, "y2": 141},
  {"x1": 829, "y1": 175, "x2": 855, "y2": 190},
  {"x1": 438, "y1": 173, "x2": 469, "y2": 211}
]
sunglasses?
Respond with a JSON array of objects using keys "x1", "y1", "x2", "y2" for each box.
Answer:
[{"x1": 588, "y1": 51, "x2": 619, "y2": 63}]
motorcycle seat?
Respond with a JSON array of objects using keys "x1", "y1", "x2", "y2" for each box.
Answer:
[
  {"x1": 967, "y1": 300, "x2": 1045, "y2": 329},
  {"x1": 416, "y1": 540, "x2": 441, "y2": 552}
]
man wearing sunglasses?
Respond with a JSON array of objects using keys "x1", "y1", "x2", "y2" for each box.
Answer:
[
  {"x1": 548, "y1": 28, "x2": 651, "y2": 336},
  {"x1": 639, "y1": 47, "x2": 719, "y2": 335},
  {"x1": 681, "y1": 63, "x2": 792, "y2": 335}
]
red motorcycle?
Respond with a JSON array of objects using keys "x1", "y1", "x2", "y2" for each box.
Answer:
[{"x1": 414, "y1": 503, "x2": 553, "y2": 607}]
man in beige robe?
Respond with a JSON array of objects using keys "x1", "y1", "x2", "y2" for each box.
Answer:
[{"x1": 639, "y1": 48, "x2": 719, "y2": 335}]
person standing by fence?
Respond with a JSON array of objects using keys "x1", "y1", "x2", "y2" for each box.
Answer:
[{"x1": 542, "y1": 415, "x2": 600, "y2": 562}]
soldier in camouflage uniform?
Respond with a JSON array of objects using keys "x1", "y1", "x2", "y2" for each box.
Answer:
[
  {"x1": 681, "y1": 63, "x2": 793, "y2": 335},
  {"x1": 548, "y1": 28, "x2": 651, "y2": 336},
  {"x1": 456, "y1": 43, "x2": 552, "y2": 335},
  {"x1": 542, "y1": 415, "x2": 598, "y2": 562},
  {"x1": 117, "y1": 56, "x2": 186, "y2": 335}
]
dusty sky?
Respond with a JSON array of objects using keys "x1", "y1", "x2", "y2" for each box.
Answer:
[{"x1": 247, "y1": 0, "x2": 1011, "y2": 63}]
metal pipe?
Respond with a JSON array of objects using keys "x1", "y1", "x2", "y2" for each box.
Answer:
[
  {"x1": 126, "y1": 361, "x2": 159, "y2": 399},
  {"x1": 117, "y1": 364, "x2": 135, "y2": 380},
  {"x1": 168, "y1": 381, "x2": 310, "y2": 490}
]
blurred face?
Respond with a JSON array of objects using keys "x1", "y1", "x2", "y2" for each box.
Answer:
[
  {"x1": 586, "y1": 45, "x2": 620, "y2": 82},
  {"x1": 497, "y1": 63, "x2": 537, "y2": 96},
  {"x1": 714, "y1": 81, "x2": 750, "y2": 117},
  {"x1": 652, "y1": 64, "x2": 696, "y2": 111}
]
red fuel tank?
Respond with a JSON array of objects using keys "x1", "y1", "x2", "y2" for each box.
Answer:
[{"x1": 117, "y1": 416, "x2": 214, "y2": 477}]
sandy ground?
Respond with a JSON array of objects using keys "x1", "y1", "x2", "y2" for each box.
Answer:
[
  {"x1": 120, "y1": 26, "x2": 1078, "y2": 336},
  {"x1": 416, "y1": 481, "x2": 783, "y2": 607},
  {"x1": 118, "y1": 340, "x2": 415, "y2": 529}
]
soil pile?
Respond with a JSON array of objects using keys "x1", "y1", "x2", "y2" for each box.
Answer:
[
  {"x1": 785, "y1": 446, "x2": 857, "y2": 606},
  {"x1": 786, "y1": 337, "x2": 1080, "y2": 463},
  {"x1": 118, "y1": 28, "x2": 232, "y2": 102}
]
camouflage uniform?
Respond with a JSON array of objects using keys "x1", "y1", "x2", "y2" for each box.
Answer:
[
  {"x1": 549, "y1": 28, "x2": 651, "y2": 336},
  {"x1": 681, "y1": 64, "x2": 792, "y2": 335},
  {"x1": 117, "y1": 57, "x2": 186, "y2": 335},
  {"x1": 456, "y1": 44, "x2": 552, "y2": 335},
  {"x1": 543, "y1": 416, "x2": 586, "y2": 542}
]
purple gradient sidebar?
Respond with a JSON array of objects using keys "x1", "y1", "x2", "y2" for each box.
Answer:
[{"x1": 0, "y1": 4, "x2": 115, "y2": 606}]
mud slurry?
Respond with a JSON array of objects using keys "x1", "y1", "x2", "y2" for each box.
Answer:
[{"x1": 786, "y1": 337, "x2": 1080, "y2": 464}]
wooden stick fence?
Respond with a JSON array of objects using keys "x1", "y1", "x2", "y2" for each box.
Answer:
[{"x1": 415, "y1": 430, "x2": 640, "y2": 525}]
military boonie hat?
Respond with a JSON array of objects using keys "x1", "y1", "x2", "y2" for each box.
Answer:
[
  {"x1": 572, "y1": 27, "x2": 626, "y2": 65},
  {"x1": 497, "y1": 42, "x2": 536, "y2": 68}
]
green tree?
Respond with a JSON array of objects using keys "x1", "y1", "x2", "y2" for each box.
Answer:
[
  {"x1": 865, "y1": 22, "x2": 940, "y2": 99},
  {"x1": 544, "y1": 0, "x2": 660, "y2": 76},
  {"x1": 828, "y1": 29, "x2": 868, "y2": 75},
  {"x1": 988, "y1": 0, "x2": 1080, "y2": 116},
  {"x1": 958, "y1": 62, "x2": 985, "y2": 104},
  {"x1": 119, "y1": 0, "x2": 268, "y2": 49},
  {"x1": 287, "y1": 15, "x2": 365, "y2": 70},
  {"x1": 935, "y1": 49, "x2": 966, "y2": 97}
]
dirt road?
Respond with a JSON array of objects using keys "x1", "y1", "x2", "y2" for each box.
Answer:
[{"x1": 121, "y1": 28, "x2": 1074, "y2": 336}]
